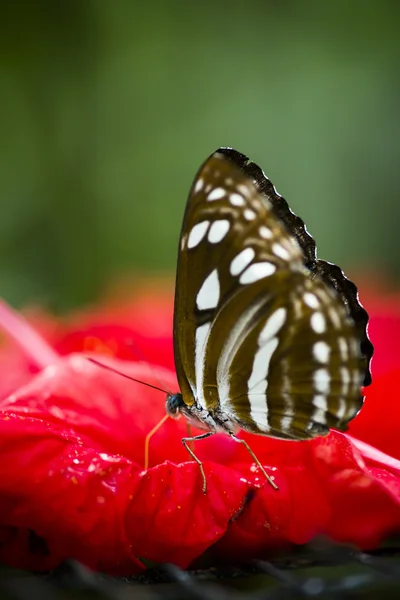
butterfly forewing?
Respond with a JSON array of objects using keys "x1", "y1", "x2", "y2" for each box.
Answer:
[
  {"x1": 174, "y1": 154, "x2": 302, "y2": 409},
  {"x1": 173, "y1": 149, "x2": 370, "y2": 440}
]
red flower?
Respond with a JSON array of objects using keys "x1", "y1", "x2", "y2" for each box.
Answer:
[
  {"x1": 0, "y1": 281, "x2": 399, "y2": 575},
  {"x1": 347, "y1": 278, "x2": 400, "y2": 459}
]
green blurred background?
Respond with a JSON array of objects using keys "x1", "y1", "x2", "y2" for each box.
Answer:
[{"x1": 1, "y1": 1, "x2": 399, "y2": 312}]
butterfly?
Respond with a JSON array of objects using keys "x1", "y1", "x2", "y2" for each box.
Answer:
[{"x1": 165, "y1": 147, "x2": 373, "y2": 492}]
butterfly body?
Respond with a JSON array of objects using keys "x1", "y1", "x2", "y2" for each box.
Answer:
[
  {"x1": 171, "y1": 149, "x2": 372, "y2": 454},
  {"x1": 166, "y1": 391, "x2": 240, "y2": 434}
]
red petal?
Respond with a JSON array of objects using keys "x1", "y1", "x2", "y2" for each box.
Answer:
[
  {"x1": 56, "y1": 325, "x2": 175, "y2": 372},
  {"x1": 0, "y1": 290, "x2": 400, "y2": 572},
  {"x1": 215, "y1": 432, "x2": 400, "y2": 559},
  {"x1": 0, "y1": 356, "x2": 249, "y2": 571},
  {"x1": 1, "y1": 355, "x2": 184, "y2": 464},
  {"x1": 214, "y1": 443, "x2": 331, "y2": 560},
  {"x1": 218, "y1": 469, "x2": 330, "y2": 559},
  {"x1": 349, "y1": 370, "x2": 400, "y2": 460},
  {"x1": 0, "y1": 413, "x2": 144, "y2": 574},
  {"x1": 0, "y1": 415, "x2": 248, "y2": 572},
  {"x1": 57, "y1": 286, "x2": 175, "y2": 371},
  {"x1": 125, "y1": 461, "x2": 248, "y2": 567},
  {"x1": 312, "y1": 432, "x2": 400, "y2": 548},
  {"x1": 358, "y1": 280, "x2": 400, "y2": 378}
]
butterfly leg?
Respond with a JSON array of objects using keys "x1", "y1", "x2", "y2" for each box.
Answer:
[
  {"x1": 144, "y1": 414, "x2": 170, "y2": 469},
  {"x1": 185, "y1": 423, "x2": 194, "y2": 451},
  {"x1": 229, "y1": 434, "x2": 279, "y2": 491},
  {"x1": 182, "y1": 432, "x2": 215, "y2": 494}
]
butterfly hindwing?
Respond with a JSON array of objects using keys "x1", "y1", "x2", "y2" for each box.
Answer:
[{"x1": 222, "y1": 272, "x2": 364, "y2": 439}]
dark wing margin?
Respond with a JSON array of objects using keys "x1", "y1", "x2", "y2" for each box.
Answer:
[{"x1": 216, "y1": 146, "x2": 373, "y2": 386}]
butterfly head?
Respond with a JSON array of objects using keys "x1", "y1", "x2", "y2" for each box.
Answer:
[
  {"x1": 166, "y1": 392, "x2": 216, "y2": 431},
  {"x1": 166, "y1": 392, "x2": 185, "y2": 418}
]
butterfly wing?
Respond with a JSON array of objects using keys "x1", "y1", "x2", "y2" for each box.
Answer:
[{"x1": 173, "y1": 148, "x2": 371, "y2": 439}]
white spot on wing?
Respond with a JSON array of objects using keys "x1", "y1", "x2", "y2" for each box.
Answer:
[
  {"x1": 230, "y1": 248, "x2": 255, "y2": 276},
  {"x1": 337, "y1": 398, "x2": 346, "y2": 419},
  {"x1": 304, "y1": 293, "x2": 319, "y2": 309},
  {"x1": 310, "y1": 312, "x2": 326, "y2": 334},
  {"x1": 272, "y1": 243, "x2": 290, "y2": 261},
  {"x1": 196, "y1": 269, "x2": 220, "y2": 310},
  {"x1": 313, "y1": 394, "x2": 328, "y2": 411},
  {"x1": 244, "y1": 209, "x2": 256, "y2": 220},
  {"x1": 329, "y1": 307, "x2": 342, "y2": 329},
  {"x1": 194, "y1": 178, "x2": 203, "y2": 194},
  {"x1": 350, "y1": 338, "x2": 359, "y2": 357},
  {"x1": 259, "y1": 226, "x2": 272, "y2": 239},
  {"x1": 340, "y1": 366, "x2": 350, "y2": 396},
  {"x1": 248, "y1": 308, "x2": 286, "y2": 430},
  {"x1": 230, "y1": 193, "x2": 245, "y2": 206},
  {"x1": 187, "y1": 221, "x2": 209, "y2": 249},
  {"x1": 248, "y1": 340, "x2": 279, "y2": 394},
  {"x1": 312, "y1": 394, "x2": 328, "y2": 425},
  {"x1": 281, "y1": 415, "x2": 293, "y2": 431},
  {"x1": 259, "y1": 307, "x2": 287, "y2": 344},
  {"x1": 313, "y1": 341, "x2": 330, "y2": 364},
  {"x1": 247, "y1": 339, "x2": 278, "y2": 427},
  {"x1": 208, "y1": 219, "x2": 230, "y2": 244},
  {"x1": 237, "y1": 183, "x2": 251, "y2": 197},
  {"x1": 338, "y1": 337, "x2": 348, "y2": 361},
  {"x1": 195, "y1": 322, "x2": 211, "y2": 409},
  {"x1": 239, "y1": 262, "x2": 276, "y2": 284},
  {"x1": 208, "y1": 187, "x2": 225, "y2": 201},
  {"x1": 217, "y1": 297, "x2": 267, "y2": 407},
  {"x1": 312, "y1": 408, "x2": 327, "y2": 425},
  {"x1": 314, "y1": 368, "x2": 330, "y2": 394},
  {"x1": 352, "y1": 369, "x2": 362, "y2": 388}
]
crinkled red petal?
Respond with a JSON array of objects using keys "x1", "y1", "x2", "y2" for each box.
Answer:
[
  {"x1": 311, "y1": 432, "x2": 400, "y2": 547},
  {"x1": 213, "y1": 432, "x2": 400, "y2": 560},
  {"x1": 0, "y1": 413, "x2": 144, "y2": 574},
  {"x1": 349, "y1": 370, "x2": 400, "y2": 460},
  {"x1": 0, "y1": 299, "x2": 399, "y2": 573},
  {"x1": 0, "y1": 413, "x2": 249, "y2": 572},
  {"x1": 0, "y1": 356, "x2": 248, "y2": 571},
  {"x1": 125, "y1": 461, "x2": 248, "y2": 567}
]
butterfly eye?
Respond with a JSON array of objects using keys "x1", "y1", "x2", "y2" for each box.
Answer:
[{"x1": 166, "y1": 393, "x2": 184, "y2": 417}]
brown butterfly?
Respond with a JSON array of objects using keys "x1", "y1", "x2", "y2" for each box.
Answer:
[{"x1": 165, "y1": 148, "x2": 373, "y2": 492}]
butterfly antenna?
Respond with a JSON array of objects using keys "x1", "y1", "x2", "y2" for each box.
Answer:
[
  {"x1": 88, "y1": 357, "x2": 173, "y2": 469},
  {"x1": 118, "y1": 338, "x2": 173, "y2": 401},
  {"x1": 87, "y1": 357, "x2": 171, "y2": 395}
]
